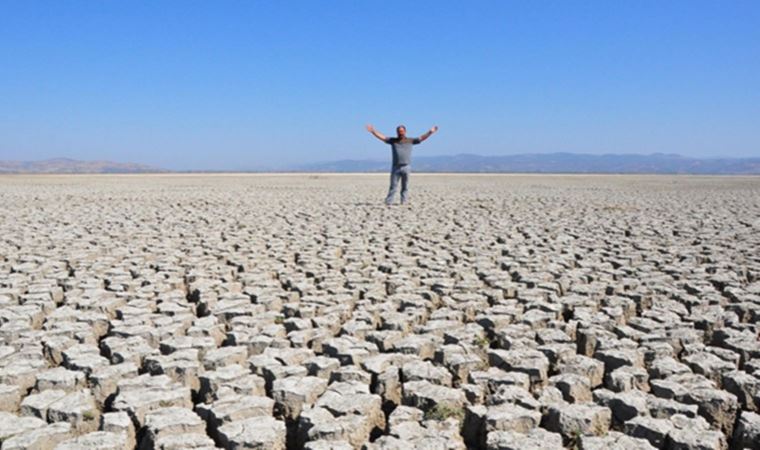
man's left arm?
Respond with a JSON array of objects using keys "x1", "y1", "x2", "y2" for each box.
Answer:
[{"x1": 416, "y1": 125, "x2": 439, "y2": 143}]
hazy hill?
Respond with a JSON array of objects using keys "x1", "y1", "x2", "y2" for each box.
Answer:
[
  {"x1": 295, "y1": 153, "x2": 760, "y2": 174},
  {"x1": 0, "y1": 158, "x2": 167, "y2": 174},
  {"x1": 2, "y1": 154, "x2": 759, "y2": 174}
]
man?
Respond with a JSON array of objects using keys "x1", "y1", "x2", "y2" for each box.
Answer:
[{"x1": 365, "y1": 124, "x2": 439, "y2": 205}]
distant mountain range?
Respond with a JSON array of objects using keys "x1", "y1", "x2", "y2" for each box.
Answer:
[
  {"x1": 1, "y1": 154, "x2": 758, "y2": 174},
  {"x1": 0, "y1": 158, "x2": 166, "y2": 174},
  {"x1": 295, "y1": 153, "x2": 760, "y2": 174}
]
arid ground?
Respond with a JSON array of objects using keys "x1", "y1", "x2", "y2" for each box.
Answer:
[{"x1": 1, "y1": 174, "x2": 759, "y2": 449}]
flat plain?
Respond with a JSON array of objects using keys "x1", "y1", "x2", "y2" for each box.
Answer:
[{"x1": 1, "y1": 174, "x2": 759, "y2": 449}]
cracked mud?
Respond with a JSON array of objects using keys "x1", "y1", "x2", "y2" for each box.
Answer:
[{"x1": 1, "y1": 174, "x2": 759, "y2": 449}]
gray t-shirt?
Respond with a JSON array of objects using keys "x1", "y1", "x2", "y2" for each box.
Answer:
[{"x1": 384, "y1": 137, "x2": 421, "y2": 166}]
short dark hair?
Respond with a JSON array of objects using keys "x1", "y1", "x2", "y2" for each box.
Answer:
[{"x1": 396, "y1": 125, "x2": 406, "y2": 131}]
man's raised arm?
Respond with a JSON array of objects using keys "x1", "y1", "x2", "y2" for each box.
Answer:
[
  {"x1": 366, "y1": 124, "x2": 388, "y2": 142},
  {"x1": 417, "y1": 125, "x2": 439, "y2": 143}
]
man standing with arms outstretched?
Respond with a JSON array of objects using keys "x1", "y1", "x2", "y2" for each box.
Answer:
[{"x1": 366, "y1": 124, "x2": 439, "y2": 205}]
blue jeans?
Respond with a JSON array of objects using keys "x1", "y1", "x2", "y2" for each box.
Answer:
[{"x1": 385, "y1": 165, "x2": 410, "y2": 204}]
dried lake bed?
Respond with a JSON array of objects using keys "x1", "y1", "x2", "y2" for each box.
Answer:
[{"x1": 1, "y1": 174, "x2": 759, "y2": 449}]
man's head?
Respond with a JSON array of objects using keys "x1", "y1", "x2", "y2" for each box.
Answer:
[{"x1": 396, "y1": 125, "x2": 406, "y2": 138}]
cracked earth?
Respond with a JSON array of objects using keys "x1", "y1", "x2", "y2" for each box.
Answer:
[{"x1": 1, "y1": 174, "x2": 759, "y2": 449}]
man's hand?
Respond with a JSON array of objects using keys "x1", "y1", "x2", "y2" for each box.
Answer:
[
  {"x1": 419, "y1": 125, "x2": 439, "y2": 142},
  {"x1": 366, "y1": 124, "x2": 387, "y2": 142}
]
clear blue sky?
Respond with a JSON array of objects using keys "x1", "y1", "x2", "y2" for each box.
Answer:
[{"x1": 1, "y1": 1, "x2": 758, "y2": 170}]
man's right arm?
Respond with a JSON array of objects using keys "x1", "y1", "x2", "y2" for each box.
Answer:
[{"x1": 366, "y1": 124, "x2": 388, "y2": 142}]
